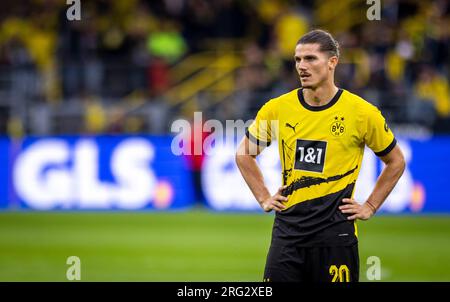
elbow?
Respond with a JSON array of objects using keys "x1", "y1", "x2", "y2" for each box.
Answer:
[
  {"x1": 394, "y1": 153, "x2": 406, "y2": 178},
  {"x1": 235, "y1": 148, "x2": 245, "y2": 168},
  {"x1": 235, "y1": 151, "x2": 241, "y2": 167},
  {"x1": 399, "y1": 156, "x2": 406, "y2": 176}
]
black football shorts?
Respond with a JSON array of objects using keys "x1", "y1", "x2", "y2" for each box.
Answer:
[{"x1": 263, "y1": 242, "x2": 359, "y2": 282}]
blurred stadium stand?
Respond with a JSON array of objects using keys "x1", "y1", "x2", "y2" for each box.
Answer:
[{"x1": 0, "y1": 0, "x2": 448, "y2": 136}]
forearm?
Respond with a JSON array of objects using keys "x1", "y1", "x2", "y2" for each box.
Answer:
[
  {"x1": 235, "y1": 154, "x2": 271, "y2": 204},
  {"x1": 365, "y1": 159, "x2": 405, "y2": 212}
]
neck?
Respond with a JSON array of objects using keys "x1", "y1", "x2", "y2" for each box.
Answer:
[{"x1": 302, "y1": 83, "x2": 338, "y2": 107}]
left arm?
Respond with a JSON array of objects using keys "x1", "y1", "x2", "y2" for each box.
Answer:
[{"x1": 339, "y1": 144, "x2": 406, "y2": 220}]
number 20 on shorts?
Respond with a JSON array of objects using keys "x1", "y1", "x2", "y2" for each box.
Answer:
[{"x1": 329, "y1": 265, "x2": 350, "y2": 282}]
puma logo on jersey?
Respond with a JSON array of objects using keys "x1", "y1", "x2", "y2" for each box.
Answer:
[{"x1": 285, "y1": 122, "x2": 299, "y2": 133}]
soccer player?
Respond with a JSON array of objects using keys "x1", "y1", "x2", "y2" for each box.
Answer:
[{"x1": 235, "y1": 29, "x2": 405, "y2": 282}]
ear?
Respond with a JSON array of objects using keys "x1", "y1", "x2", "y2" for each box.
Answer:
[{"x1": 328, "y1": 56, "x2": 338, "y2": 70}]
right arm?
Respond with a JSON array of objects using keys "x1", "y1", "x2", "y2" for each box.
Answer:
[{"x1": 235, "y1": 136, "x2": 287, "y2": 212}]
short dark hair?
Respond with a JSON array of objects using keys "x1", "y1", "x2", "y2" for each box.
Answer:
[{"x1": 296, "y1": 29, "x2": 340, "y2": 58}]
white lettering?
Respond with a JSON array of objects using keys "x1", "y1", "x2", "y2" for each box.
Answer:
[
  {"x1": 66, "y1": 0, "x2": 81, "y2": 21},
  {"x1": 13, "y1": 138, "x2": 156, "y2": 209}
]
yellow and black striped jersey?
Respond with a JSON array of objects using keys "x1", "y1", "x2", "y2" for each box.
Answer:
[{"x1": 246, "y1": 88, "x2": 396, "y2": 245}]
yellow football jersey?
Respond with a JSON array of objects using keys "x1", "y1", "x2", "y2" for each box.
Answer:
[{"x1": 246, "y1": 88, "x2": 396, "y2": 244}]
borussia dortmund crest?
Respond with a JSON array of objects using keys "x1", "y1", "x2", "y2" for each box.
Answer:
[{"x1": 330, "y1": 116, "x2": 345, "y2": 136}]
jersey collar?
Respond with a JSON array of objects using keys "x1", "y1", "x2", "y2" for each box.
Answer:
[{"x1": 298, "y1": 88, "x2": 343, "y2": 111}]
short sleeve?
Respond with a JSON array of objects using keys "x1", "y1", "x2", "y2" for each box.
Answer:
[
  {"x1": 364, "y1": 107, "x2": 397, "y2": 156},
  {"x1": 246, "y1": 100, "x2": 277, "y2": 147}
]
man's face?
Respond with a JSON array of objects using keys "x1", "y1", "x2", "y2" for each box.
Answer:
[{"x1": 294, "y1": 43, "x2": 337, "y2": 89}]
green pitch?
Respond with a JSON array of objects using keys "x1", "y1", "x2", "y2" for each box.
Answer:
[{"x1": 0, "y1": 210, "x2": 449, "y2": 281}]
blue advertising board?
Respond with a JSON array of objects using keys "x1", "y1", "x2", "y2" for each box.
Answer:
[
  {"x1": 1, "y1": 135, "x2": 449, "y2": 213},
  {"x1": 0, "y1": 135, "x2": 194, "y2": 210}
]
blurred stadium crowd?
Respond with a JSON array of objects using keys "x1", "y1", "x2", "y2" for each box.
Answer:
[{"x1": 0, "y1": 0, "x2": 449, "y2": 136}]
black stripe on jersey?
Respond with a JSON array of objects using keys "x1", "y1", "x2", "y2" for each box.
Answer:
[
  {"x1": 273, "y1": 182, "x2": 357, "y2": 244},
  {"x1": 245, "y1": 128, "x2": 271, "y2": 147},
  {"x1": 374, "y1": 138, "x2": 397, "y2": 157},
  {"x1": 298, "y1": 88, "x2": 343, "y2": 111},
  {"x1": 281, "y1": 165, "x2": 358, "y2": 197}
]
